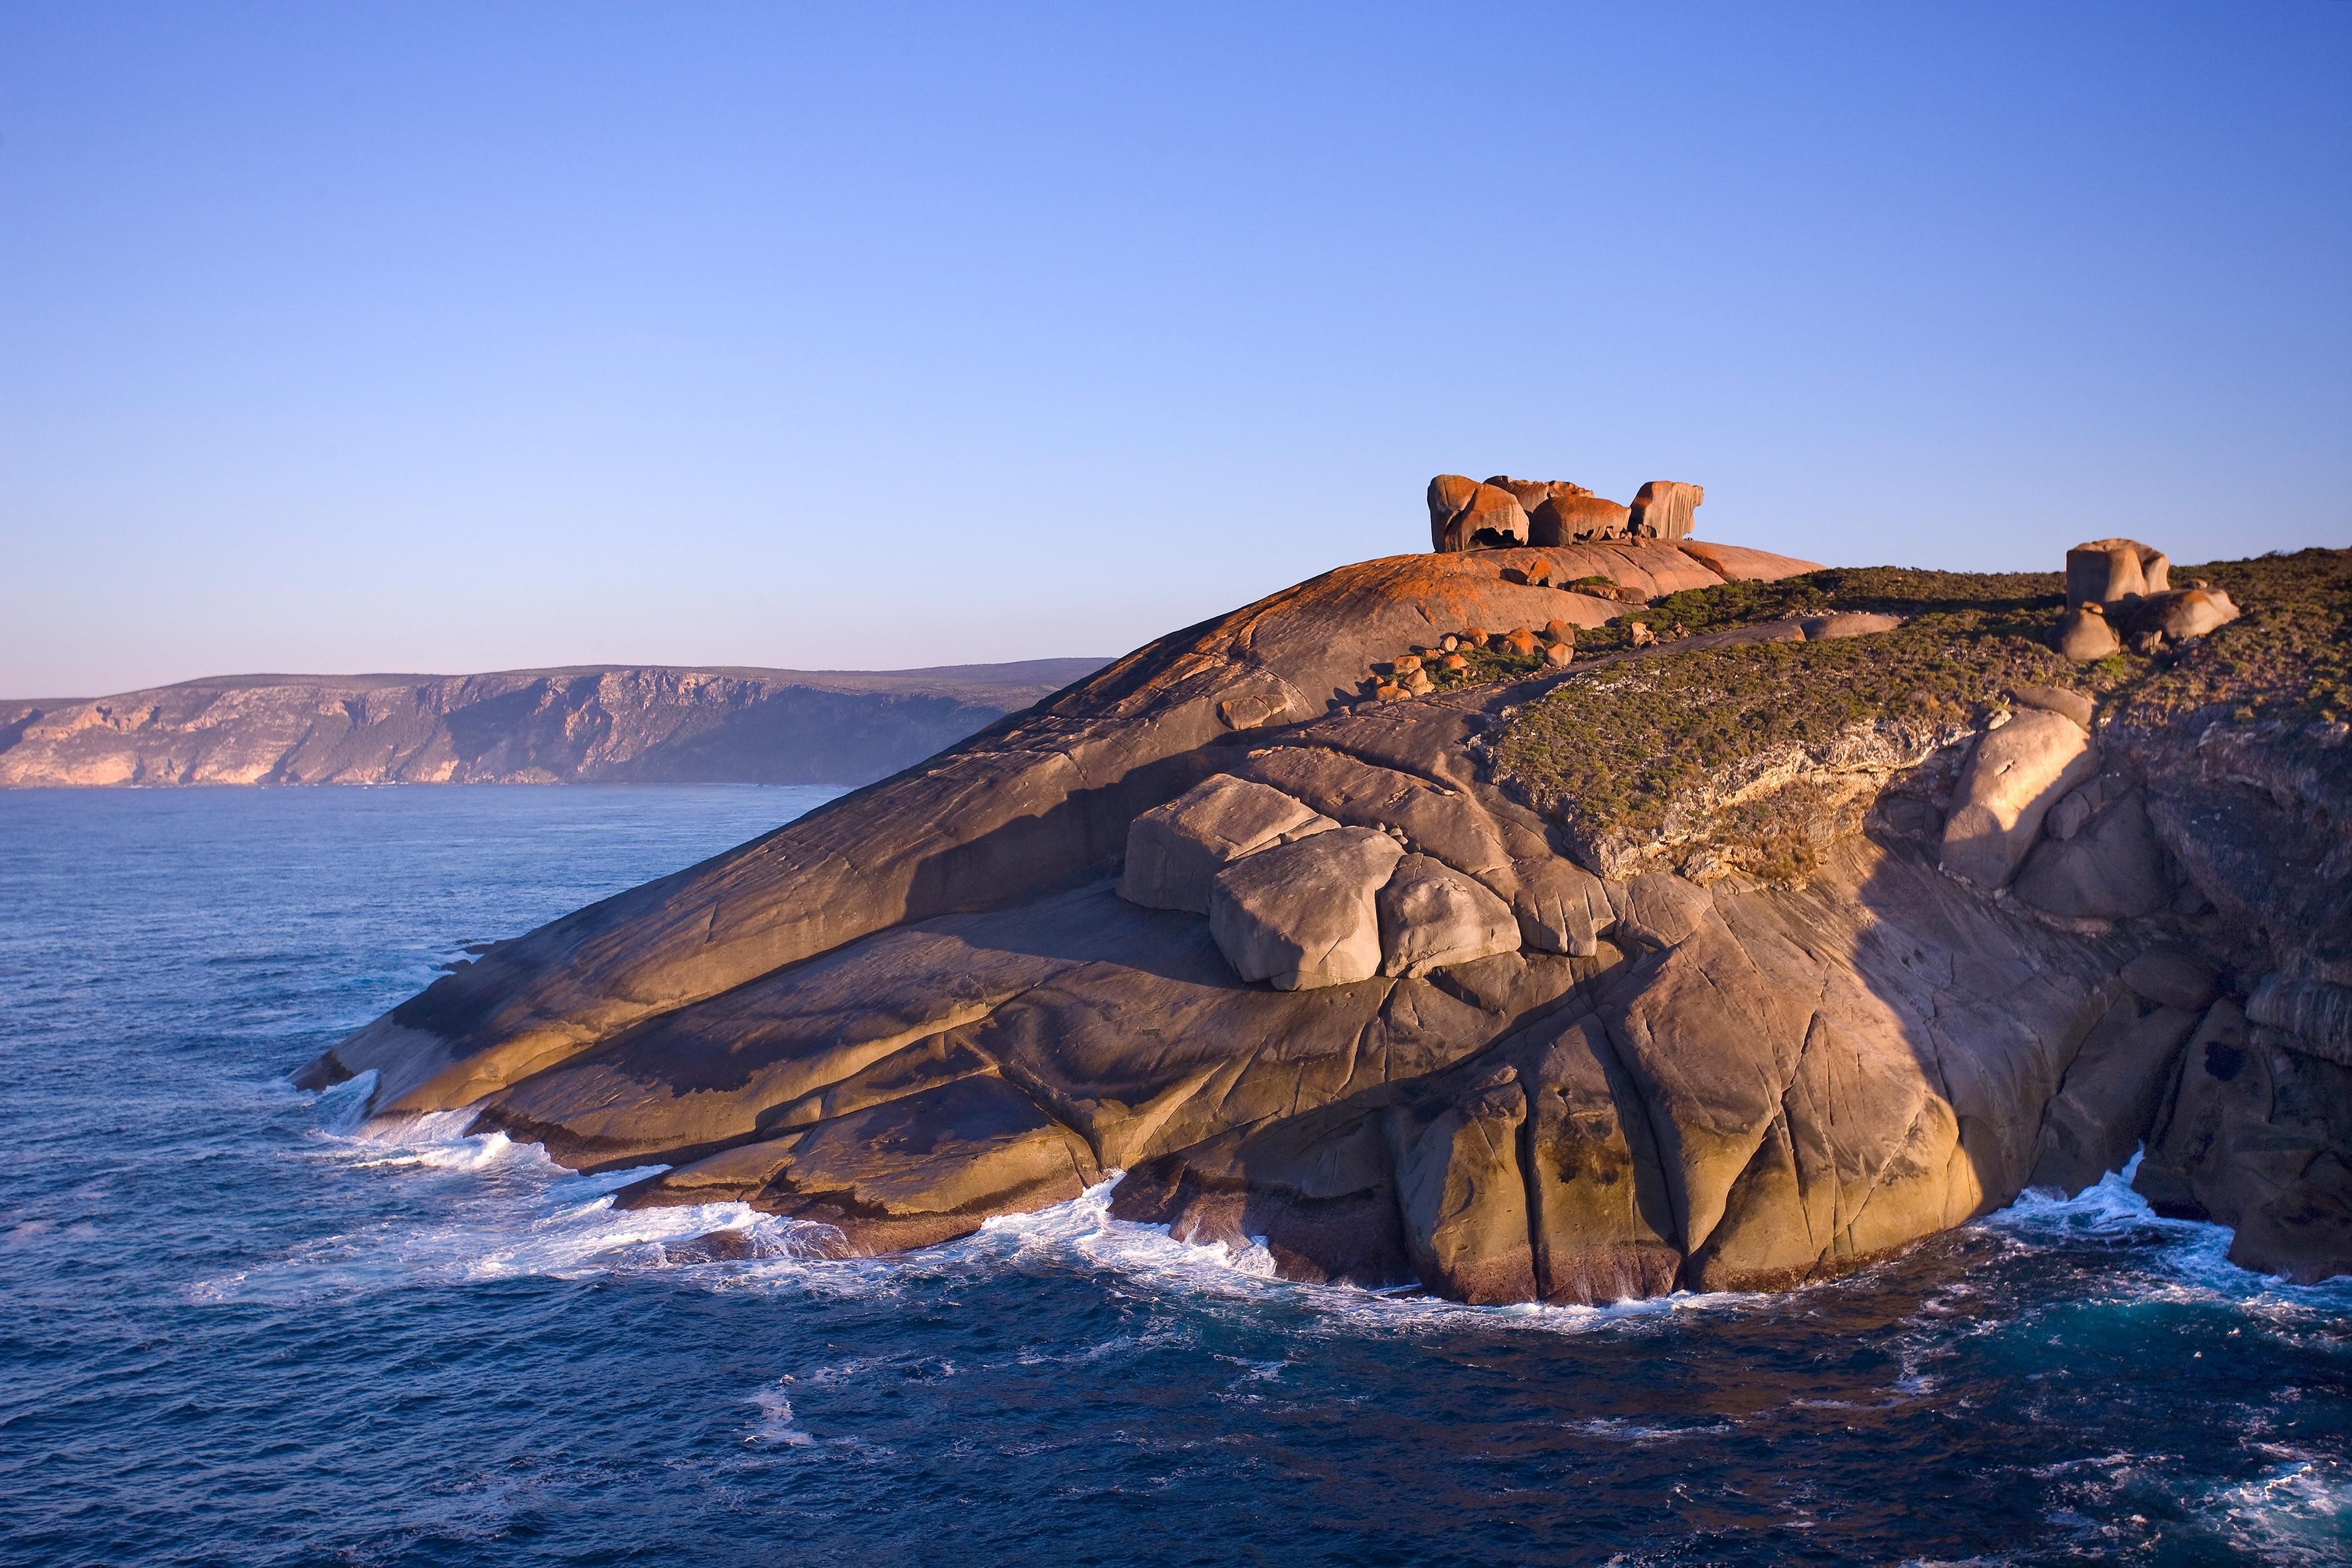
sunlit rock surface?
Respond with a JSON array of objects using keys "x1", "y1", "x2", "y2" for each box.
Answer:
[{"x1": 301, "y1": 537, "x2": 2352, "y2": 1297}]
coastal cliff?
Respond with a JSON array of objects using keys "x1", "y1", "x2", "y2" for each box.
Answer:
[
  {"x1": 299, "y1": 518, "x2": 2352, "y2": 1300},
  {"x1": 0, "y1": 661, "x2": 1106, "y2": 789}
]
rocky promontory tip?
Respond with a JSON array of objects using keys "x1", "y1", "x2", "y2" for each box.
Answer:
[{"x1": 301, "y1": 488, "x2": 2352, "y2": 1299}]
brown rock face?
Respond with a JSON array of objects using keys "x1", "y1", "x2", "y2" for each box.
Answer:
[
  {"x1": 1428, "y1": 477, "x2": 1531, "y2": 552},
  {"x1": 1485, "y1": 475, "x2": 1592, "y2": 514},
  {"x1": 1626, "y1": 481, "x2": 1704, "y2": 540},
  {"x1": 2013, "y1": 786, "x2": 2169, "y2": 919},
  {"x1": 1377, "y1": 854, "x2": 1521, "y2": 979},
  {"x1": 305, "y1": 538, "x2": 2348, "y2": 1296}
]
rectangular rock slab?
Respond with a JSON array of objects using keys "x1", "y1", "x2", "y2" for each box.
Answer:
[
  {"x1": 1209, "y1": 826, "x2": 1405, "y2": 990},
  {"x1": 1118, "y1": 774, "x2": 1336, "y2": 913}
]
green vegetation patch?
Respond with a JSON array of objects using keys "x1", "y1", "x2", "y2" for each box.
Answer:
[
  {"x1": 1486, "y1": 550, "x2": 2351, "y2": 855},
  {"x1": 2112, "y1": 548, "x2": 2352, "y2": 726},
  {"x1": 1490, "y1": 611, "x2": 2081, "y2": 841}
]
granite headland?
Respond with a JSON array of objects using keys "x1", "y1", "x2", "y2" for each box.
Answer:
[{"x1": 287, "y1": 473, "x2": 2350, "y2": 1300}]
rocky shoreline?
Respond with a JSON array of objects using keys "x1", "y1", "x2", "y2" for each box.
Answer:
[{"x1": 299, "y1": 497, "x2": 2352, "y2": 1298}]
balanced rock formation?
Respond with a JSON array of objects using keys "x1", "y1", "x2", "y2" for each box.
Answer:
[
  {"x1": 2051, "y1": 540, "x2": 2240, "y2": 660},
  {"x1": 1626, "y1": 481, "x2": 1705, "y2": 541},
  {"x1": 1433, "y1": 473, "x2": 1707, "y2": 549},
  {"x1": 301, "y1": 530, "x2": 2352, "y2": 1298}
]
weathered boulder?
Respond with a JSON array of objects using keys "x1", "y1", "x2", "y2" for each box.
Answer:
[
  {"x1": 1484, "y1": 476, "x2": 1592, "y2": 516},
  {"x1": 1626, "y1": 481, "x2": 1704, "y2": 540},
  {"x1": 1528, "y1": 493, "x2": 1632, "y2": 546},
  {"x1": 2067, "y1": 538, "x2": 2171, "y2": 609},
  {"x1": 1223, "y1": 736, "x2": 1608, "y2": 959},
  {"x1": 2012, "y1": 786, "x2": 2170, "y2": 920},
  {"x1": 1118, "y1": 775, "x2": 1336, "y2": 913},
  {"x1": 1209, "y1": 826, "x2": 1405, "y2": 990},
  {"x1": 1377, "y1": 853, "x2": 1521, "y2": 978},
  {"x1": 1429, "y1": 476, "x2": 1531, "y2": 552},
  {"x1": 1939, "y1": 710, "x2": 2100, "y2": 890},
  {"x1": 2055, "y1": 604, "x2": 2122, "y2": 661},
  {"x1": 2116, "y1": 586, "x2": 2241, "y2": 643}
]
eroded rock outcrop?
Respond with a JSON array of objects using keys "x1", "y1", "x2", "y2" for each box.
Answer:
[
  {"x1": 1428, "y1": 477, "x2": 1531, "y2": 552},
  {"x1": 1627, "y1": 481, "x2": 1704, "y2": 541},
  {"x1": 304, "y1": 534, "x2": 2352, "y2": 1298}
]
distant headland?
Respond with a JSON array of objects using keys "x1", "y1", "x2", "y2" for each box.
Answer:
[{"x1": 0, "y1": 660, "x2": 1109, "y2": 789}]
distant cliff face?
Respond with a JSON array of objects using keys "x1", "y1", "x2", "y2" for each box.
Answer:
[{"x1": 0, "y1": 661, "x2": 1107, "y2": 788}]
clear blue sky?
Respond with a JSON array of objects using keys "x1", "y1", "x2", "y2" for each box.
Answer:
[{"x1": 3, "y1": 3, "x2": 2346, "y2": 695}]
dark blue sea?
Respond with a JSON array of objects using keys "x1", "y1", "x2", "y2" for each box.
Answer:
[{"x1": 2, "y1": 786, "x2": 2347, "y2": 1567}]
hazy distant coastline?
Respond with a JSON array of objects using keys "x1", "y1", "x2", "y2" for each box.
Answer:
[{"x1": 0, "y1": 660, "x2": 1107, "y2": 789}]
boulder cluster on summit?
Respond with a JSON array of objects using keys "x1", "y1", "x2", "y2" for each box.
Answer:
[{"x1": 1427, "y1": 474, "x2": 1705, "y2": 552}]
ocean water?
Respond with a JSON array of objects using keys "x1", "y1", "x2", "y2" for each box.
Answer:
[{"x1": 1, "y1": 786, "x2": 2347, "y2": 1568}]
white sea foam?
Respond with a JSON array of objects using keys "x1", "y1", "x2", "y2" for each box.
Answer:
[
  {"x1": 821, "y1": 1174, "x2": 1775, "y2": 1339},
  {"x1": 258, "y1": 1087, "x2": 2352, "y2": 1348},
  {"x1": 240, "y1": 1093, "x2": 1786, "y2": 1337},
  {"x1": 2200, "y1": 1454, "x2": 2351, "y2": 1565},
  {"x1": 1566, "y1": 1415, "x2": 1740, "y2": 1443},
  {"x1": 1988, "y1": 1153, "x2": 2352, "y2": 1310},
  {"x1": 189, "y1": 1087, "x2": 830, "y2": 1303},
  {"x1": 745, "y1": 1385, "x2": 817, "y2": 1447}
]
